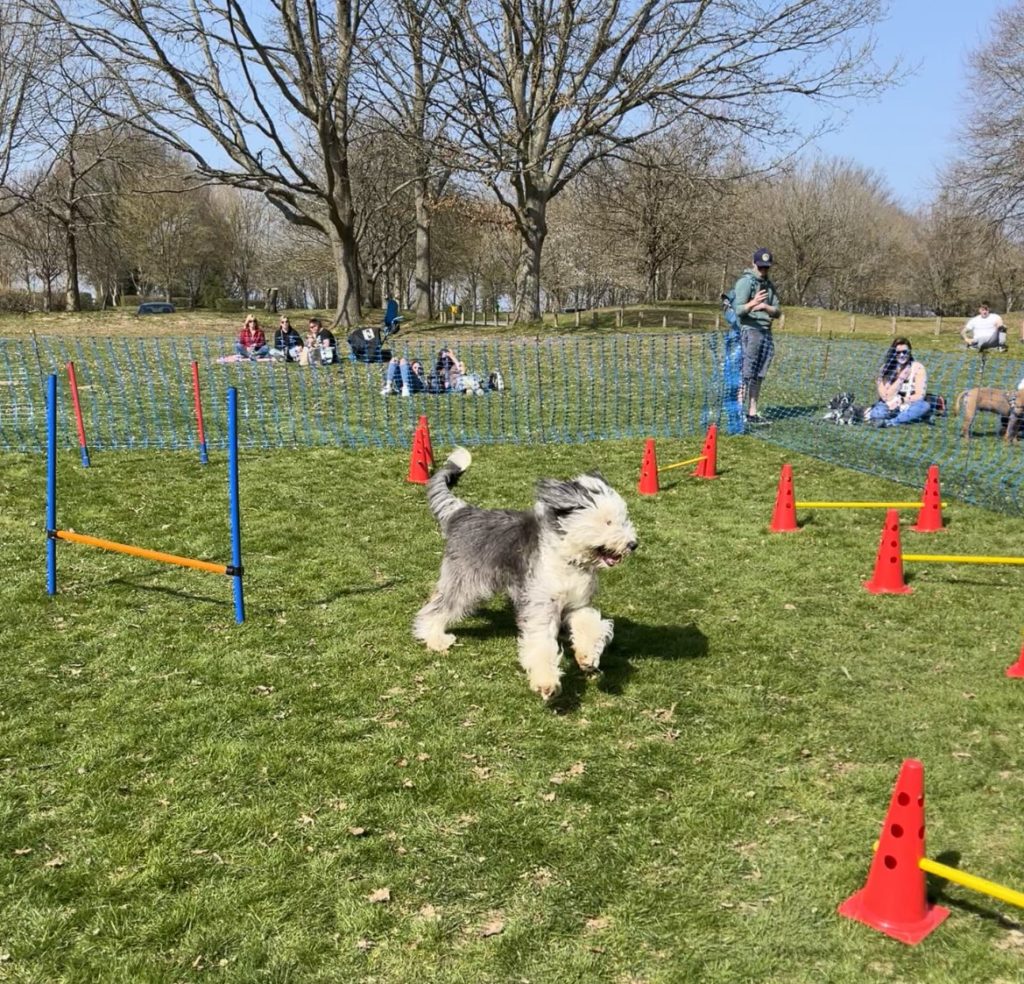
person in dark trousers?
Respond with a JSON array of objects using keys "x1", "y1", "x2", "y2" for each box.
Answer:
[
  {"x1": 733, "y1": 248, "x2": 781, "y2": 427},
  {"x1": 273, "y1": 316, "x2": 304, "y2": 361}
]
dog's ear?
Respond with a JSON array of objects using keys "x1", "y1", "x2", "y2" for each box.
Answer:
[{"x1": 536, "y1": 478, "x2": 597, "y2": 523}]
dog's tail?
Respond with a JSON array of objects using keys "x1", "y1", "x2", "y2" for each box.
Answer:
[
  {"x1": 426, "y1": 446, "x2": 472, "y2": 531},
  {"x1": 955, "y1": 390, "x2": 968, "y2": 415}
]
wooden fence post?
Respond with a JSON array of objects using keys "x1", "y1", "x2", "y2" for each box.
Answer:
[
  {"x1": 688, "y1": 312, "x2": 693, "y2": 330},
  {"x1": 849, "y1": 315, "x2": 856, "y2": 332},
  {"x1": 891, "y1": 316, "x2": 896, "y2": 335},
  {"x1": 816, "y1": 315, "x2": 822, "y2": 334},
  {"x1": 934, "y1": 316, "x2": 941, "y2": 336}
]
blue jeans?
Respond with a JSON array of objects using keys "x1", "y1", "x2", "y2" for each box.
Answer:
[
  {"x1": 236, "y1": 342, "x2": 269, "y2": 359},
  {"x1": 868, "y1": 399, "x2": 931, "y2": 426},
  {"x1": 384, "y1": 358, "x2": 424, "y2": 393}
]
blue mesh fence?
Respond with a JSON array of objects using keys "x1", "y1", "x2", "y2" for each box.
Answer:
[{"x1": 5, "y1": 332, "x2": 1024, "y2": 515}]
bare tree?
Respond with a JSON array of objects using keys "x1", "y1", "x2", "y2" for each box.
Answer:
[
  {"x1": 433, "y1": 0, "x2": 894, "y2": 323},
  {"x1": 957, "y1": 2, "x2": 1024, "y2": 233},
  {"x1": 0, "y1": 3, "x2": 40, "y2": 217},
  {"x1": 46, "y1": 0, "x2": 379, "y2": 326}
]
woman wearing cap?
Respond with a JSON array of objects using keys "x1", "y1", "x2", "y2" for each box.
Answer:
[
  {"x1": 733, "y1": 248, "x2": 781, "y2": 427},
  {"x1": 866, "y1": 337, "x2": 930, "y2": 427}
]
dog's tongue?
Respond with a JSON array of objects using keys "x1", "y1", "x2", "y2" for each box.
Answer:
[{"x1": 600, "y1": 553, "x2": 621, "y2": 567}]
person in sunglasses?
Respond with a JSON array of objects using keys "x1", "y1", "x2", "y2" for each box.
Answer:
[{"x1": 866, "y1": 337, "x2": 931, "y2": 427}]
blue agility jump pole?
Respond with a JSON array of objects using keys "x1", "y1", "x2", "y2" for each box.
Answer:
[
  {"x1": 227, "y1": 387, "x2": 245, "y2": 623},
  {"x1": 46, "y1": 373, "x2": 57, "y2": 595},
  {"x1": 46, "y1": 375, "x2": 245, "y2": 622}
]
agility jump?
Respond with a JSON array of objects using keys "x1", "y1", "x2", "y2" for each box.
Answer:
[
  {"x1": 771, "y1": 463, "x2": 946, "y2": 533},
  {"x1": 45, "y1": 373, "x2": 245, "y2": 623},
  {"x1": 840, "y1": 758, "x2": 1024, "y2": 944},
  {"x1": 638, "y1": 425, "x2": 719, "y2": 494}
]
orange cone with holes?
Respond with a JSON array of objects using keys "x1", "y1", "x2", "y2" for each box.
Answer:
[
  {"x1": 1006, "y1": 641, "x2": 1024, "y2": 678},
  {"x1": 911, "y1": 464, "x2": 944, "y2": 532},
  {"x1": 406, "y1": 427, "x2": 430, "y2": 484},
  {"x1": 692, "y1": 424, "x2": 719, "y2": 479},
  {"x1": 638, "y1": 439, "x2": 659, "y2": 495},
  {"x1": 838, "y1": 758, "x2": 949, "y2": 944},
  {"x1": 417, "y1": 415, "x2": 434, "y2": 468},
  {"x1": 863, "y1": 509, "x2": 913, "y2": 594},
  {"x1": 769, "y1": 463, "x2": 799, "y2": 532}
]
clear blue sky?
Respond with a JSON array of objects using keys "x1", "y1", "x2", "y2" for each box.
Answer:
[{"x1": 805, "y1": 0, "x2": 1008, "y2": 209}]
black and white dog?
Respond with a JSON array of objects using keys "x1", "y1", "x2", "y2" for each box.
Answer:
[
  {"x1": 823, "y1": 392, "x2": 866, "y2": 425},
  {"x1": 414, "y1": 448, "x2": 638, "y2": 702}
]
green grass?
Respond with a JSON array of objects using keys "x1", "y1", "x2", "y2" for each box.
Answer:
[{"x1": 4, "y1": 440, "x2": 1024, "y2": 982}]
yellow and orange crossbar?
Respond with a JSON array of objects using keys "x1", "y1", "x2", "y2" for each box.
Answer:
[
  {"x1": 658, "y1": 455, "x2": 705, "y2": 473},
  {"x1": 796, "y1": 501, "x2": 948, "y2": 510},
  {"x1": 51, "y1": 529, "x2": 236, "y2": 576},
  {"x1": 903, "y1": 553, "x2": 1024, "y2": 567}
]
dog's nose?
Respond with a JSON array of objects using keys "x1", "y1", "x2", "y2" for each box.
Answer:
[{"x1": 627, "y1": 540, "x2": 638, "y2": 553}]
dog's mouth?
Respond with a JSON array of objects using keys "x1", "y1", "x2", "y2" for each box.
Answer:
[{"x1": 598, "y1": 552, "x2": 623, "y2": 567}]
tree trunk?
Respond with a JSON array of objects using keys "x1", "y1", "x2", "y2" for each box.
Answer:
[
  {"x1": 64, "y1": 226, "x2": 82, "y2": 312},
  {"x1": 512, "y1": 191, "x2": 547, "y2": 323},
  {"x1": 413, "y1": 183, "x2": 432, "y2": 319},
  {"x1": 329, "y1": 223, "x2": 362, "y2": 327}
]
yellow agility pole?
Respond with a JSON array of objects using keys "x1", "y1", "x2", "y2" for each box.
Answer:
[
  {"x1": 54, "y1": 530, "x2": 231, "y2": 576},
  {"x1": 658, "y1": 455, "x2": 706, "y2": 473},
  {"x1": 920, "y1": 856, "x2": 1024, "y2": 911},
  {"x1": 871, "y1": 841, "x2": 1024, "y2": 911},
  {"x1": 796, "y1": 501, "x2": 949, "y2": 510},
  {"x1": 903, "y1": 553, "x2": 1024, "y2": 567}
]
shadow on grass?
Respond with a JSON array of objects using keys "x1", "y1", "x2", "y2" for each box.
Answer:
[
  {"x1": 929, "y1": 850, "x2": 1024, "y2": 931},
  {"x1": 451, "y1": 609, "x2": 708, "y2": 712}
]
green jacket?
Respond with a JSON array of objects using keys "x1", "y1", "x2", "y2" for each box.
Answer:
[{"x1": 733, "y1": 270, "x2": 781, "y2": 330}]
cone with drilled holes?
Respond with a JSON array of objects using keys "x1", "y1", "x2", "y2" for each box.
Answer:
[
  {"x1": 1006, "y1": 640, "x2": 1024, "y2": 678},
  {"x1": 693, "y1": 424, "x2": 719, "y2": 479},
  {"x1": 416, "y1": 415, "x2": 434, "y2": 468},
  {"x1": 406, "y1": 427, "x2": 430, "y2": 484},
  {"x1": 911, "y1": 464, "x2": 944, "y2": 532},
  {"x1": 637, "y1": 439, "x2": 659, "y2": 495},
  {"x1": 838, "y1": 758, "x2": 948, "y2": 944},
  {"x1": 863, "y1": 508, "x2": 912, "y2": 594},
  {"x1": 769, "y1": 463, "x2": 799, "y2": 532}
]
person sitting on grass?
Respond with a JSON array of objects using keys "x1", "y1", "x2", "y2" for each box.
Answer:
[
  {"x1": 235, "y1": 316, "x2": 269, "y2": 360},
  {"x1": 273, "y1": 316, "x2": 304, "y2": 362},
  {"x1": 381, "y1": 357, "x2": 427, "y2": 396},
  {"x1": 308, "y1": 317, "x2": 338, "y2": 366},
  {"x1": 866, "y1": 337, "x2": 931, "y2": 427}
]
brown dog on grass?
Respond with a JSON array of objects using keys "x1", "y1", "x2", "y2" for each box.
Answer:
[{"x1": 956, "y1": 386, "x2": 1021, "y2": 440}]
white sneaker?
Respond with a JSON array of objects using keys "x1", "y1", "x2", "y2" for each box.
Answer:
[
  {"x1": 380, "y1": 384, "x2": 392, "y2": 396},
  {"x1": 401, "y1": 385, "x2": 411, "y2": 397}
]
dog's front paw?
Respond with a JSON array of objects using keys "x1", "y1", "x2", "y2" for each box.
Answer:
[
  {"x1": 424, "y1": 631, "x2": 457, "y2": 652},
  {"x1": 529, "y1": 673, "x2": 563, "y2": 703}
]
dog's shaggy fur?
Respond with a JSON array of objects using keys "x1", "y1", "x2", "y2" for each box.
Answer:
[
  {"x1": 414, "y1": 447, "x2": 638, "y2": 702},
  {"x1": 823, "y1": 391, "x2": 866, "y2": 425},
  {"x1": 955, "y1": 386, "x2": 1020, "y2": 440}
]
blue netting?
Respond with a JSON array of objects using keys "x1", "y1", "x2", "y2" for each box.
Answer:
[{"x1": 5, "y1": 332, "x2": 1024, "y2": 515}]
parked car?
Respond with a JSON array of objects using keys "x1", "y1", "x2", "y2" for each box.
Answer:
[{"x1": 137, "y1": 301, "x2": 176, "y2": 315}]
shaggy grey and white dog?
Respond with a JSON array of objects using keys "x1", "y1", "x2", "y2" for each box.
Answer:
[{"x1": 414, "y1": 447, "x2": 638, "y2": 701}]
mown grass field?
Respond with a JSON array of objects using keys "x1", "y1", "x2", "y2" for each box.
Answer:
[{"x1": 4, "y1": 438, "x2": 1024, "y2": 982}]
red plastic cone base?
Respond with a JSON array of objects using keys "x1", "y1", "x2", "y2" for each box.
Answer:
[
  {"x1": 769, "y1": 463, "x2": 800, "y2": 532},
  {"x1": 911, "y1": 464, "x2": 944, "y2": 532},
  {"x1": 863, "y1": 508, "x2": 912, "y2": 594},
  {"x1": 417, "y1": 415, "x2": 434, "y2": 467},
  {"x1": 407, "y1": 429, "x2": 430, "y2": 484},
  {"x1": 1006, "y1": 642, "x2": 1024, "y2": 678},
  {"x1": 638, "y1": 438, "x2": 659, "y2": 495},
  {"x1": 693, "y1": 424, "x2": 719, "y2": 479},
  {"x1": 838, "y1": 759, "x2": 948, "y2": 945}
]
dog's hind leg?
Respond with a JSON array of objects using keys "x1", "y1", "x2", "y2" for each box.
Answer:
[
  {"x1": 566, "y1": 607, "x2": 613, "y2": 674},
  {"x1": 413, "y1": 566, "x2": 481, "y2": 652}
]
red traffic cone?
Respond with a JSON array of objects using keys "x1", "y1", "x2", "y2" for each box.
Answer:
[
  {"x1": 1006, "y1": 640, "x2": 1024, "y2": 678},
  {"x1": 407, "y1": 427, "x2": 430, "y2": 484},
  {"x1": 863, "y1": 509, "x2": 912, "y2": 594},
  {"x1": 417, "y1": 415, "x2": 434, "y2": 468},
  {"x1": 838, "y1": 759, "x2": 948, "y2": 944},
  {"x1": 693, "y1": 424, "x2": 719, "y2": 480},
  {"x1": 638, "y1": 439, "x2": 659, "y2": 495},
  {"x1": 769, "y1": 463, "x2": 800, "y2": 532},
  {"x1": 911, "y1": 464, "x2": 944, "y2": 532}
]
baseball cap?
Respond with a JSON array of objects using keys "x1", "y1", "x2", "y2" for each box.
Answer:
[{"x1": 753, "y1": 248, "x2": 773, "y2": 267}]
